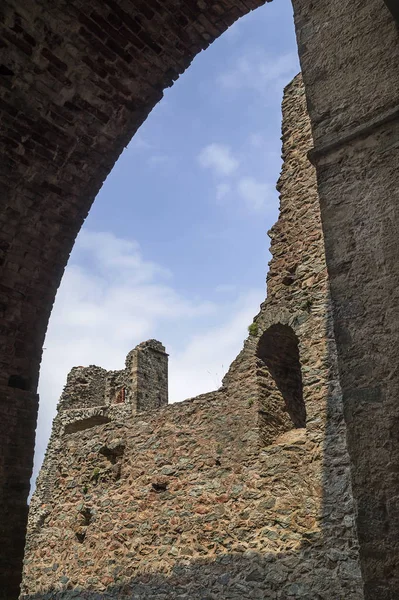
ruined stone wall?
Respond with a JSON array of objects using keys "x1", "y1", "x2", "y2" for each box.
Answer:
[
  {"x1": 57, "y1": 340, "x2": 168, "y2": 413},
  {"x1": 129, "y1": 340, "x2": 169, "y2": 412},
  {"x1": 28, "y1": 340, "x2": 168, "y2": 525},
  {"x1": 2, "y1": 0, "x2": 397, "y2": 596},
  {"x1": 58, "y1": 366, "x2": 108, "y2": 411},
  {"x1": 21, "y1": 76, "x2": 364, "y2": 600}
]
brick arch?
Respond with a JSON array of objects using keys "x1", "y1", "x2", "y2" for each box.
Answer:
[
  {"x1": 0, "y1": 0, "x2": 398, "y2": 598},
  {"x1": 0, "y1": 0, "x2": 270, "y2": 394},
  {"x1": 0, "y1": 2, "x2": 271, "y2": 595}
]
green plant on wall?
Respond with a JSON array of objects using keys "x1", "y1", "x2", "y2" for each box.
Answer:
[
  {"x1": 91, "y1": 467, "x2": 101, "y2": 483},
  {"x1": 248, "y1": 322, "x2": 258, "y2": 336},
  {"x1": 301, "y1": 297, "x2": 313, "y2": 312}
]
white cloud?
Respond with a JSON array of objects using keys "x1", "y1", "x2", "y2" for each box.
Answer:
[
  {"x1": 33, "y1": 229, "x2": 263, "y2": 490},
  {"x1": 238, "y1": 176, "x2": 273, "y2": 212},
  {"x1": 198, "y1": 143, "x2": 239, "y2": 177},
  {"x1": 169, "y1": 289, "x2": 262, "y2": 401},
  {"x1": 78, "y1": 230, "x2": 170, "y2": 283},
  {"x1": 218, "y1": 51, "x2": 299, "y2": 97}
]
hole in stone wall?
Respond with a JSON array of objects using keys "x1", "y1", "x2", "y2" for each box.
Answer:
[
  {"x1": 80, "y1": 506, "x2": 93, "y2": 526},
  {"x1": 64, "y1": 415, "x2": 111, "y2": 434},
  {"x1": 75, "y1": 531, "x2": 86, "y2": 543},
  {"x1": 113, "y1": 387, "x2": 125, "y2": 404},
  {"x1": 75, "y1": 506, "x2": 93, "y2": 543},
  {"x1": 8, "y1": 374, "x2": 30, "y2": 391},
  {"x1": 256, "y1": 324, "x2": 306, "y2": 445},
  {"x1": 0, "y1": 65, "x2": 14, "y2": 76},
  {"x1": 152, "y1": 481, "x2": 168, "y2": 493},
  {"x1": 282, "y1": 274, "x2": 295, "y2": 286},
  {"x1": 99, "y1": 442, "x2": 125, "y2": 464}
]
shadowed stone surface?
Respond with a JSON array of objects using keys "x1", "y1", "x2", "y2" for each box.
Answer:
[
  {"x1": 294, "y1": 1, "x2": 399, "y2": 595},
  {"x1": 257, "y1": 324, "x2": 306, "y2": 434}
]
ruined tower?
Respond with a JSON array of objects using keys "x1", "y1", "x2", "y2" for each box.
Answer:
[
  {"x1": 58, "y1": 338, "x2": 168, "y2": 416},
  {"x1": 21, "y1": 76, "x2": 364, "y2": 599}
]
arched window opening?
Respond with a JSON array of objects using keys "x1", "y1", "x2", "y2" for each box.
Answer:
[
  {"x1": 113, "y1": 388, "x2": 126, "y2": 405},
  {"x1": 8, "y1": 374, "x2": 30, "y2": 391},
  {"x1": 256, "y1": 324, "x2": 306, "y2": 445}
]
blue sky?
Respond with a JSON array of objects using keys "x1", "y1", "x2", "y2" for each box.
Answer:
[{"x1": 33, "y1": 0, "x2": 299, "y2": 484}]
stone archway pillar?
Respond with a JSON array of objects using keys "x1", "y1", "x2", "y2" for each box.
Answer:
[{"x1": 292, "y1": 0, "x2": 399, "y2": 596}]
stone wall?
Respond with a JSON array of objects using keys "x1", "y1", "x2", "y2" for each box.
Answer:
[
  {"x1": 28, "y1": 340, "x2": 168, "y2": 523},
  {"x1": 58, "y1": 339, "x2": 168, "y2": 413},
  {"x1": 293, "y1": 1, "x2": 399, "y2": 596},
  {"x1": 129, "y1": 340, "x2": 169, "y2": 412},
  {"x1": 58, "y1": 366, "x2": 108, "y2": 411},
  {"x1": 21, "y1": 75, "x2": 364, "y2": 600}
]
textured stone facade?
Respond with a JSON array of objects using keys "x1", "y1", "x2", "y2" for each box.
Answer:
[
  {"x1": 27, "y1": 339, "x2": 168, "y2": 530},
  {"x1": 293, "y1": 2, "x2": 399, "y2": 596},
  {"x1": 56, "y1": 339, "x2": 168, "y2": 414},
  {"x1": 2, "y1": 0, "x2": 399, "y2": 597},
  {"x1": 21, "y1": 76, "x2": 363, "y2": 600}
]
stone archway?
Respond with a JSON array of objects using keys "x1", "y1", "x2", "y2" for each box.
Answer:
[
  {"x1": 256, "y1": 324, "x2": 305, "y2": 445},
  {"x1": 0, "y1": 0, "x2": 399, "y2": 597}
]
